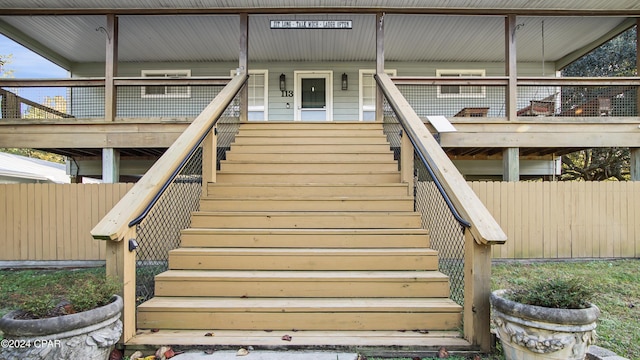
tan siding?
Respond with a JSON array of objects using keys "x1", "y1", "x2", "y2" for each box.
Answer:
[
  {"x1": 0, "y1": 183, "x2": 133, "y2": 261},
  {"x1": 471, "y1": 181, "x2": 640, "y2": 260}
]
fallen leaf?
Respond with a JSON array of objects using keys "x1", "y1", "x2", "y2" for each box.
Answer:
[
  {"x1": 151, "y1": 328, "x2": 160, "y2": 333},
  {"x1": 204, "y1": 332, "x2": 214, "y2": 337},
  {"x1": 128, "y1": 351, "x2": 143, "y2": 360},
  {"x1": 204, "y1": 349, "x2": 215, "y2": 355},
  {"x1": 282, "y1": 334, "x2": 292, "y2": 341},
  {"x1": 237, "y1": 348, "x2": 250, "y2": 356},
  {"x1": 108, "y1": 349, "x2": 123, "y2": 360},
  {"x1": 156, "y1": 346, "x2": 172, "y2": 360},
  {"x1": 437, "y1": 346, "x2": 449, "y2": 358},
  {"x1": 473, "y1": 355, "x2": 482, "y2": 360}
]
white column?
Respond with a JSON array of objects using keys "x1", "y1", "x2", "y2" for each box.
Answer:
[
  {"x1": 503, "y1": 147, "x2": 519, "y2": 181},
  {"x1": 631, "y1": 148, "x2": 640, "y2": 181},
  {"x1": 102, "y1": 148, "x2": 120, "y2": 183}
]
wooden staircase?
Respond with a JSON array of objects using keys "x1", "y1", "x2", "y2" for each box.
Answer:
[{"x1": 133, "y1": 122, "x2": 466, "y2": 349}]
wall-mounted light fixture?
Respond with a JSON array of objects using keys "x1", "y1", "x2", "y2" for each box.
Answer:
[
  {"x1": 342, "y1": 73, "x2": 348, "y2": 91},
  {"x1": 280, "y1": 73, "x2": 286, "y2": 91}
]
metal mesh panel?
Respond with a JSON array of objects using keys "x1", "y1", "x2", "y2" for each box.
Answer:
[
  {"x1": 116, "y1": 85, "x2": 225, "y2": 118},
  {"x1": 396, "y1": 84, "x2": 507, "y2": 118},
  {"x1": 383, "y1": 96, "x2": 466, "y2": 306},
  {"x1": 134, "y1": 88, "x2": 243, "y2": 304},
  {"x1": 1, "y1": 86, "x2": 104, "y2": 119}
]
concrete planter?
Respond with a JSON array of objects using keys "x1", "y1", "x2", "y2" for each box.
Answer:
[
  {"x1": 491, "y1": 290, "x2": 599, "y2": 360},
  {"x1": 0, "y1": 295, "x2": 123, "y2": 360}
]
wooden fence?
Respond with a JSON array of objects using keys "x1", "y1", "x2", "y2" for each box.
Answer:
[
  {"x1": 470, "y1": 181, "x2": 640, "y2": 260},
  {"x1": 0, "y1": 183, "x2": 133, "y2": 262},
  {"x1": 1, "y1": 182, "x2": 638, "y2": 263}
]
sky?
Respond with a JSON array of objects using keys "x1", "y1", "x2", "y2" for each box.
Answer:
[{"x1": 1, "y1": 34, "x2": 69, "y2": 78}]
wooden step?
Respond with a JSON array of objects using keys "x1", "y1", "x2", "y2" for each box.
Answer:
[
  {"x1": 199, "y1": 196, "x2": 413, "y2": 212},
  {"x1": 137, "y1": 297, "x2": 462, "y2": 331},
  {"x1": 206, "y1": 183, "x2": 410, "y2": 198},
  {"x1": 238, "y1": 122, "x2": 384, "y2": 130},
  {"x1": 219, "y1": 161, "x2": 399, "y2": 173},
  {"x1": 168, "y1": 248, "x2": 439, "y2": 271},
  {"x1": 180, "y1": 228, "x2": 430, "y2": 248},
  {"x1": 127, "y1": 329, "x2": 471, "y2": 349},
  {"x1": 225, "y1": 152, "x2": 395, "y2": 162},
  {"x1": 154, "y1": 270, "x2": 451, "y2": 298},
  {"x1": 227, "y1": 144, "x2": 392, "y2": 153},
  {"x1": 236, "y1": 129, "x2": 385, "y2": 137},
  {"x1": 232, "y1": 136, "x2": 389, "y2": 145},
  {"x1": 189, "y1": 211, "x2": 422, "y2": 229},
  {"x1": 216, "y1": 172, "x2": 400, "y2": 184}
]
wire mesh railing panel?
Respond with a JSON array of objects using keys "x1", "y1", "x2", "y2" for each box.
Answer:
[
  {"x1": 116, "y1": 85, "x2": 226, "y2": 118},
  {"x1": 134, "y1": 149, "x2": 202, "y2": 304},
  {"x1": 1, "y1": 86, "x2": 105, "y2": 119},
  {"x1": 382, "y1": 96, "x2": 466, "y2": 306},
  {"x1": 133, "y1": 88, "x2": 242, "y2": 304},
  {"x1": 396, "y1": 84, "x2": 507, "y2": 118}
]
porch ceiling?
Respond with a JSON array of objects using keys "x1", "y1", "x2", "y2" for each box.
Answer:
[{"x1": 0, "y1": 12, "x2": 635, "y2": 70}]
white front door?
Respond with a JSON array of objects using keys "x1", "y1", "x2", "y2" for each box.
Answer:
[{"x1": 294, "y1": 71, "x2": 333, "y2": 121}]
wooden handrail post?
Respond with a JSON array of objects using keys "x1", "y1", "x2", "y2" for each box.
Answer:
[
  {"x1": 105, "y1": 14, "x2": 118, "y2": 122},
  {"x1": 375, "y1": 12, "x2": 385, "y2": 123},
  {"x1": 463, "y1": 230, "x2": 493, "y2": 352},
  {"x1": 239, "y1": 13, "x2": 249, "y2": 123},
  {"x1": 202, "y1": 128, "x2": 217, "y2": 196},
  {"x1": 105, "y1": 227, "x2": 136, "y2": 343},
  {"x1": 400, "y1": 130, "x2": 414, "y2": 196},
  {"x1": 505, "y1": 15, "x2": 518, "y2": 121}
]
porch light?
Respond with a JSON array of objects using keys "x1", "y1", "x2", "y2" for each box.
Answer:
[
  {"x1": 342, "y1": 73, "x2": 348, "y2": 90},
  {"x1": 280, "y1": 73, "x2": 286, "y2": 91}
]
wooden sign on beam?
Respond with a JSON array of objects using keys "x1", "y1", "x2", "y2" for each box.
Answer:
[{"x1": 270, "y1": 20, "x2": 352, "y2": 29}]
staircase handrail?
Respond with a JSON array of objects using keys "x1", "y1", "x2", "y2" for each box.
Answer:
[
  {"x1": 91, "y1": 72, "x2": 248, "y2": 242},
  {"x1": 375, "y1": 72, "x2": 506, "y2": 246}
]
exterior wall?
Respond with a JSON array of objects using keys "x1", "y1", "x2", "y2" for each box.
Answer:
[
  {"x1": 71, "y1": 60, "x2": 555, "y2": 120},
  {"x1": 1, "y1": 181, "x2": 638, "y2": 263}
]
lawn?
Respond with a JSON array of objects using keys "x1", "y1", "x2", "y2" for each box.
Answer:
[{"x1": 0, "y1": 260, "x2": 638, "y2": 359}]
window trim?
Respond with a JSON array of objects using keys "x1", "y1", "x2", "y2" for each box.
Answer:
[
  {"x1": 230, "y1": 69, "x2": 269, "y2": 121},
  {"x1": 436, "y1": 69, "x2": 486, "y2": 98},
  {"x1": 358, "y1": 69, "x2": 397, "y2": 121},
  {"x1": 141, "y1": 69, "x2": 191, "y2": 98}
]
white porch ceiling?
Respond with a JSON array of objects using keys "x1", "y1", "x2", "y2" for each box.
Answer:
[{"x1": 0, "y1": 12, "x2": 634, "y2": 68}]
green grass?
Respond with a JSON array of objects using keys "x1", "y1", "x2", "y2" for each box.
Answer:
[
  {"x1": 492, "y1": 259, "x2": 640, "y2": 360},
  {"x1": 0, "y1": 260, "x2": 638, "y2": 359}
]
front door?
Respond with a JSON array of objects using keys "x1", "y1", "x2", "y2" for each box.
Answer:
[{"x1": 295, "y1": 71, "x2": 333, "y2": 121}]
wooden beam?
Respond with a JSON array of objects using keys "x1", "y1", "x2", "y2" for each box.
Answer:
[
  {"x1": 631, "y1": 148, "x2": 640, "y2": 182},
  {"x1": 556, "y1": 18, "x2": 637, "y2": 70},
  {"x1": 440, "y1": 131, "x2": 640, "y2": 148},
  {"x1": 239, "y1": 13, "x2": 249, "y2": 123},
  {"x1": 463, "y1": 231, "x2": 493, "y2": 352},
  {"x1": 502, "y1": 147, "x2": 519, "y2": 181},
  {"x1": 104, "y1": 14, "x2": 118, "y2": 122},
  {"x1": 375, "y1": 12, "x2": 385, "y2": 123},
  {"x1": 505, "y1": 15, "x2": 518, "y2": 121},
  {"x1": 105, "y1": 226, "x2": 136, "y2": 343},
  {"x1": 400, "y1": 130, "x2": 414, "y2": 196},
  {"x1": 202, "y1": 129, "x2": 217, "y2": 194}
]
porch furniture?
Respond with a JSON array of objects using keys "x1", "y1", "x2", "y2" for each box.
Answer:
[
  {"x1": 517, "y1": 94, "x2": 557, "y2": 116},
  {"x1": 454, "y1": 107, "x2": 489, "y2": 117}
]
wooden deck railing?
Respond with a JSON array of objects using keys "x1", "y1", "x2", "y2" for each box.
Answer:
[
  {"x1": 90, "y1": 73, "x2": 248, "y2": 342},
  {"x1": 376, "y1": 72, "x2": 507, "y2": 352}
]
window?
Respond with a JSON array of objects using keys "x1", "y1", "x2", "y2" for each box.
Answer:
[
  {"x1": 359, "y1": 69, "x2": 396, "y2": 121},
  {"x1": 141, "y1": 70, "x2": 191, "y2": 98},
  {"x1": 436, "y1": 69, "x2": 485, "y2": 98},
  {"x1": 230, "y1": 69, "x2": 268, "y2": 121}
]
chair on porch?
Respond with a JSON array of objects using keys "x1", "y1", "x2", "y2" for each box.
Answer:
[{"x1": 517, "y1": 93, "x2": 557, "y2": 116}]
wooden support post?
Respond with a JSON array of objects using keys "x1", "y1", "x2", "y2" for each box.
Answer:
[
  {"x1": 375, "y1": 12, "x2": 385, "y2": 123},
  {"x1": 202, "y1": 128, "x2": 217, "y2": 196},
  {"x1": 400, "y1": 131, "x2": 414, "y2": 196},
  {"x1": 502, "y1": 147, "x2": 519, "y2": 182},
  {"x1": 631, "y1": 148, "x2": 640, "y2": 181},
  {"x1": 102, "y1": 148, "x2": 120, "y2": 183},
  {"x1": 105, "y1": 14, "x2": 118, "y2": 122},
  {"x1": 239, "y1": 13, "x2": 249, "y2": 123},
  {"x1": 105, "y1": 227, "x2": 137, "y2": 343},
  {"x1": 463, "y1": 230, "x2": 493, "y2": 352},
  {"x1": 505, "y1": 15, "x2": 518, "y2": 121},
  {"x1": 1, "y1": 90, "x2": 20, "y2": 118}
]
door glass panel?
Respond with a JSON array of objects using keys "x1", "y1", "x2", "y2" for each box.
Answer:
[{"x1": 302, "y1": 78, "x2": 326, "y2": 109}]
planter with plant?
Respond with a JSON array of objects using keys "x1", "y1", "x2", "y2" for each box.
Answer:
[
  {"x1": 490, "y1": 277, "x2": 600, "y2": 360},
  {"x1": 0, "y1": 275, "x2": 123, "y2": 360}
]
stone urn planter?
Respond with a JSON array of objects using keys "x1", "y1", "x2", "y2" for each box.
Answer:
[
  {"x1": 491, "y1": 289, "x2": 599, "y2": 360},
  {"x1": 0, "y1": 295, "x2": 123, "y2": 360}
]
